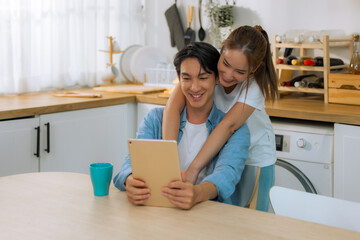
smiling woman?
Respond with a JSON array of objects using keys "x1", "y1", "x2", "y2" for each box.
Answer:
[{"x1": 0, "y1": 0, "x2": 145, "y2": 95}]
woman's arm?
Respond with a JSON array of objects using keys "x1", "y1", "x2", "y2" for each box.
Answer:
[
  {"x1": 162, "y1": 84, "x2": 185, "y2": 140},
  {"x1": 186, "y1": 102, "x2": 255, "y2": 183}
]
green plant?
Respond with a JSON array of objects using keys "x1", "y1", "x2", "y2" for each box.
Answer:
[
  {"x1": 216, "y1": 5, "x2": 234, "y2": 27},
  {"x1": 208, "y1": 2, "x2": 234, "y2": 28},
  {"x1": 206, "y1": 1, "x2": 235, "y2": 48}
]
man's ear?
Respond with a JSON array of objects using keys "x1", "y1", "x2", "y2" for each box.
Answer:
[{"x1": 215, "y1": 76, "x2": 219, "y2": 84}]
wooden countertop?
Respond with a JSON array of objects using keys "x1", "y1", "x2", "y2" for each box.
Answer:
[
  {"x1": 137, "y1": 93, "x2": 360, "y2": 126},
  {"x1": 265, "y1": 95, "x2": 360, "y2": 125},
  {"x1": 0, "y1": 89, "x2": 136, "y2": 120},
  {"x1": 1, "y1": 172, "x2": 358, "y2": 239},
  {"x1": 1, "y1": 87, "x2": 360, "y2": 125}
]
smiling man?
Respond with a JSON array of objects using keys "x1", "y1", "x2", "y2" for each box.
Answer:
[{"x1": 113, "y1": 42, "x2": 250, "y2": 209}]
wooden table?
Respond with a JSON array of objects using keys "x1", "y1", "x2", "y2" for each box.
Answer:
[{"x1": 0, "y1": 172, "x2": 359, "y2": 239}]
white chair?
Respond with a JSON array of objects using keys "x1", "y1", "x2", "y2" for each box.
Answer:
[{"x1": 269, "y1": 186, "x2": 360, "y2": 232}]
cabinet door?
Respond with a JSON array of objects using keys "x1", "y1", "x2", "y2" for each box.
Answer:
[
  {"x1": 334, "y1": 123, "x2": 360, "y2": 202},
  {"x1": 39, "y1": 104, "x2": 136, "y2": 175},
  {"x1": 137, "y1": 103, "x2": 163, "y2": 128},
  {"x1": 0, "y1": 117, "x2": 40, "y2": 177}
]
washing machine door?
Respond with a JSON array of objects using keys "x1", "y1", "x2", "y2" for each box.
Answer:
[{"x1": 275, "y1": 159, "x2": 317, "y2": 194}]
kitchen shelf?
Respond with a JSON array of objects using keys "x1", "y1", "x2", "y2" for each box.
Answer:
[
  {"x1": 275, "y1": 64, "x2": 348, "y2": 72},
  {"x1": 275, "y1": 40, "x2": 351, "y2": 49},
  {"x1": 278, "y1": 86, "x2": 325, "y2": 94},
  {"x1": 273, "y1": 35, "x2": 353, "y2": 103}
]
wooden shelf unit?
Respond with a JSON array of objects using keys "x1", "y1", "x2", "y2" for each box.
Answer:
[{"x1": 273, "y1": 35, "x2": 352, "y2": 103}]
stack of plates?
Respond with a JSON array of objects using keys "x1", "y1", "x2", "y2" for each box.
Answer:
[
  {"x1": 120, "y1": 45, "x2": 167, "y2": 83},
  {"x1": 120, "y1": 45, "x2": 142, "y2": 82}
]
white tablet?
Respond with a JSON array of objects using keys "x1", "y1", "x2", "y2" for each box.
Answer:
[{"x1": 128, "y1": 139, "x2": 181, "y2": 207}]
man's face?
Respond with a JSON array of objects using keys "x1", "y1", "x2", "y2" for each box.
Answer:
[{"x1": 179, "y1": 58, "x2": 218, "y2": 111}]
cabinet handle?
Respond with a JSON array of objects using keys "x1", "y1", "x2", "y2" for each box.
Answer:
[
  {"x1": 45, "y1": 122, "x2": 50, "y2": 153},
  {"x1": 34, "y1": 126, "x2": 40, "y2": 157}
]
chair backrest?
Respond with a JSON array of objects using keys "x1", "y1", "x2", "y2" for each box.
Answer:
[
  {"x1": 236, "y1": 165, "x2": 261, "y2": 209},
  {"x1": 269, "y1": 186, "x2": 360, "y2": 232}
]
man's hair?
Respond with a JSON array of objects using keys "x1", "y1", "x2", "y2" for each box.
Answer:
[{"x1": 173, "y1": 42, "x2": 220, "y2": 77}]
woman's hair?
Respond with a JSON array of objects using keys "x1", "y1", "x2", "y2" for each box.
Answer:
[
  {"x1": 221, "y1": 25, "x2": 278, "y2": 101},
  {"x1": 174, "y1": 42, "x2": 220, "y2": 77}
]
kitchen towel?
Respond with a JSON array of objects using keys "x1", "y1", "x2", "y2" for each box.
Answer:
[{"x1": 165, "y1": 3, "x2": 185, "y2": 50}]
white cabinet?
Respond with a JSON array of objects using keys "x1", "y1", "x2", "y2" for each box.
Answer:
[
  {"x1": 0, "y1": 117, "x2": 40, "y2": 177},
  {"x1": 137, "y1": 103, "x2": 163, "y2": 128},
  {"x1": 334, "y1": 123, "x2": 360, "y2": 203},
  {"x1": 40, "y1": 104, "x2": 136, "y2": 174},
  {"x1": 0, "y1": 104, "x2": 137, "y2": 176}
]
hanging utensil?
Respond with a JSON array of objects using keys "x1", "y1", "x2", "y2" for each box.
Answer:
[
  {"x1": 184, "y1": 6, "x2": 195, "y2": 46},
  {"x1": 198, "y1": 0, "x2": 205, "y2": 41},
  {"x1": 164, "y1": 2, "x2": 186, "y2": 50}
]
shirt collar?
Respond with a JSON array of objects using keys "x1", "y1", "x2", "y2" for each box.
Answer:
[{"x1": 179, "y1": 102, "x2": 218, "y2": 130}]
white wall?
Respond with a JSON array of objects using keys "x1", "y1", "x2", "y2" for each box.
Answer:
[{"x1": 145, "y1": 0, "x2": 360, "y2": 62}]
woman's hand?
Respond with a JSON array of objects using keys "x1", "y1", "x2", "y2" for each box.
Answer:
[
  {"x1": 161, "y1": 171, "x2": 196, "y2": 210},
  {"x1": 125, "y1": 174, "x2": 150, "y2": 205}
]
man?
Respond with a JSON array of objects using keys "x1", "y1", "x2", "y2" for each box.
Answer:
[{"x1": 113, "y1": 42, "x2": 250, "y2": 209}]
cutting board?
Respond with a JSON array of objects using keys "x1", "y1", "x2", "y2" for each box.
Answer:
[
  {"x1": 158, "y1": 92, "x2": 171, "y2": 98},
  {"x1": 93, "y1": 84, "x2": 166, "y2": 94},
  {"x1": 51, "y1": 91, "x2": 102, "y2": 98},
  {"x1": 157, "y1": 87, "x2": 174, "y2": 98}
]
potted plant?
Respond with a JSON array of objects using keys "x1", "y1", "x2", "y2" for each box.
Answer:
[{"x1": 206, "y1": 1, "x2": 235, "y2": 48}]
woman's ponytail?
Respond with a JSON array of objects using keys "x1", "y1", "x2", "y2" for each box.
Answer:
[{"x1": 254, "y1": 25, "x2": 278, "y2": 101}]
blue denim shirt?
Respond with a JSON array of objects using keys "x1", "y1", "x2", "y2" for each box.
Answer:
[{"x1": 113, "y1": 104, "x2": 250, "y2": 205}]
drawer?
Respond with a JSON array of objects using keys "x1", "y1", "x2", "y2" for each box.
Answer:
[{"x1": 328, "y1": 73, "x2": 360, "y2": 105}]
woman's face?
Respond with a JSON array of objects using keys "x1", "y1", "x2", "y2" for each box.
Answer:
[{"x1": 217, "y1": 48, "x2": 250, "y2": 89}]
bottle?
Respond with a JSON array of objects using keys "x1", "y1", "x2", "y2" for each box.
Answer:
[
  {"x1": 308, "y1": 35, "x2": 321, "y2": 43},
  {"x1": 294, "y1": 35, "x2": 304, "y2": 44},
  {"x1": 349, "y1": 34, "x2": 360, "y2": 74},
  {"x1": 276, "y1": 35, "x2": 285, "y2": 43},
  {"x1": 277, "y1": 57, "x2": 285, "y2": 64},
  {"x1": 285, "y1": 56, "x2": 297, "y2": 65},
  {"x1": 281, "y1": 74, "x2": 316, "y2": 87},
  {"x1": 291, "y1": 57, "x2": 312, "y2": 66},
  {"x1": 294, "y1": 76, "x2": 324, "y2": 88},
  {"x1": 304, "y1": 59, "x2": 316, "y2": 66},
  {"x1": 303, "y1": 57, "x2": 344, "y2": 66}
]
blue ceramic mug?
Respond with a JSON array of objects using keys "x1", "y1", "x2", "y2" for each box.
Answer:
[{"x1": 90, "y1": 163, "x2": 113, "y2": 196}]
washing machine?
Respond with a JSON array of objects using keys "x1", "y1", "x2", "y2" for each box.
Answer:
[{"x1": 271, "y1": 118, "x2": 334, "y2": 197}]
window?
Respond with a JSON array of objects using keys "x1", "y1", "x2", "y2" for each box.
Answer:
[{"x1": 0, "y1": 0, "x2": 145, "y2": 95}]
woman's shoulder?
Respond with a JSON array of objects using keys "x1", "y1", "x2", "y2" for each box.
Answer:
[{"x1": 238, "y1": 79, "x2": 262, "y2": 97}]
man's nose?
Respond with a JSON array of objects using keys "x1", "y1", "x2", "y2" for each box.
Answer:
[{"x1": 190, "y1": 79, "x2": 201, "y2": 92}]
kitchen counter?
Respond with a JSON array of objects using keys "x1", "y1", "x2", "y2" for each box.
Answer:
[
  {"x1": 1, "y1": 87, "x2": 360, "y2": 125},
  {"x1": 0, "y1": 89, "x2": 135, "y2": 120},
  {"x1": 137, "y1": 93, "x2": 360, "y2": 126}
]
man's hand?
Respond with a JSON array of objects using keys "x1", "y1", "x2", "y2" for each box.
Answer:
[
  {"x1": 125, "y1": 174, "x2": 150, "y2": 205},
  {"x1": 161, "y1": 170, "x2": 197, "y2": 210}
]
